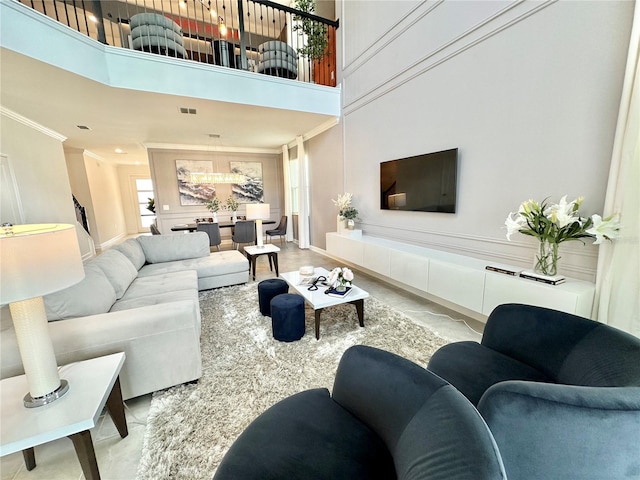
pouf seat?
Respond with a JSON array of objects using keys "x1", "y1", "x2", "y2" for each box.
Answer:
[
  {"x1": 270, "y1": 294, "x2": 305, "y2": 342},
  {"x1": 258, "y1": 279, "x2": 289, "y2": 316}
]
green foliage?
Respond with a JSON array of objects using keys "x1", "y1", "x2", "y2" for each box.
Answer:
[
  {"x1": 205, "y1": 196, "x2": 221, "y2": 213},
  {"x1": 293, "y1": 0, "x2": 328, "y2": 60},
  {"x1": 342, "y1": 206, "x2": 358, "y2": 220},
  {"x1": 146, "y1": 198, "x2": 155, "y2": 214},
  {"x1": 225, "y1": 196, "x2": 239, "y2": 211}
]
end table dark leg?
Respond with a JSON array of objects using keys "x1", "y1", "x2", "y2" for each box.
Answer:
[
  {"x1": 250, "y1": 255, "x2": 257, "y2": 280},
  {"x1": 268, "y1": 254, "x2": 273, "y2": 271},
  {"x1": 69, "y1": 430, "x2": 100, "y2": 480},
  {"x1": 272, "y1": 253, "x2": 279, "y2": 276},
  {"x1": 22, "y1": 447, "x2": 36, "y2": 471},
  {"x1": 314, "y1": 309, "x2": 323, "y2": 340},
  {"x1": 106, "y1": 377, "x2": 128, "y2": 438},
  {"x1": 349, "y1": 299, "x2": 365, "y2": 327}
]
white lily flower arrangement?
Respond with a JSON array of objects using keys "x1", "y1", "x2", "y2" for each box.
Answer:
[{"x1": 504, "y1": 195, "x2": 621, "y2": 276}]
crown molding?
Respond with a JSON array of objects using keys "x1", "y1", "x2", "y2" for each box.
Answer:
[
  {"x1": 0, "y1": 106, "x2": 67, "y2": 142},
  {"x1": 142, "y1": 143, "x2": 281, "y2": 155}
]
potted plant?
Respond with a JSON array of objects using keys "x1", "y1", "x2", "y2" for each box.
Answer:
[
  {"x1": 342, "y1": 207, "x2": 359, "y2": 230},
  {"x1": 146, "y1": 198, "x2": 155, "y2": 214},
  {"x1": 293, "y1": 0, "x2": 328, "y2": 62},
  {"x1": 226, "y1": 196, "x2": 239, "y2": 223},
  {"x1": 205, "y1": 196, "x2": 221, "y2": 223}
]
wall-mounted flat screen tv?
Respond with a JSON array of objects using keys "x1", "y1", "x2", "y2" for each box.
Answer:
[{"x1": 380, "y1": 148, "x2": 458, "y2": 213}]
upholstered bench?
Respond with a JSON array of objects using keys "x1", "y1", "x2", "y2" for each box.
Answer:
[
  {"x1": 258, "y1": 279, "x2": 289, "y2": 316},
  {"x1": 270, "y1": 294, "x2": 305, "y2": 341}
]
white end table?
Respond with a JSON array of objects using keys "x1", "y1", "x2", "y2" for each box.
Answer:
[
  {"x1": 280, "y1": 267, "x2": 370, "y2": 339},
  {"x1": 245, "y1": 244, "x2": 280, "y2": 281},
  {"x1": 0, "y1": 353, "x2": 128, "y2": 480}
]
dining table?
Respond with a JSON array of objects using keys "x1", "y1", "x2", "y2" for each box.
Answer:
[{"x1": 171, "y1": 220, "x2": 275, "y2": 232}]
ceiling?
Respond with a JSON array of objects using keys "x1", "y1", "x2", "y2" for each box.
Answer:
[{"x1": 0, "y1": 48, "x2": 336, "y2": 165}]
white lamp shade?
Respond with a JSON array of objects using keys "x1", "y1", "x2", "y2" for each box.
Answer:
[
  {"x1": 246, "y1": 203, "x2": 270, "y2": 220},
  {"x1": 0, "y1": 224, "x2": 85, "y2": 304}
]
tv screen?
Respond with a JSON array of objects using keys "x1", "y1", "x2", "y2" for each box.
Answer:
[{"x1": 380, "y1": 148, "x2": 458, "y2": 213}]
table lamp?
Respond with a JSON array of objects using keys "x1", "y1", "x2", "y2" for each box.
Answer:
[
  {"x1": 0, "y1": 224, "x2": 84, "y2": 407},
  {"x1": 246, "y1": 203, "x2": 270, "y2": 248}
]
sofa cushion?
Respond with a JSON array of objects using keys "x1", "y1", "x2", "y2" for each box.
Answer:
[
  {"x1": 91, "y1": 250, "x2": 138, "y2": 299},
  {"x1": 427, "y1": 341, "x2": 552, "y2": 405},
  {"x1": 119, "y1": 270, "x2": 198, "y2": 301},
  {"x1": 137, "y1": 233, "x2": 210, "y2": 264},
  {"x1": 110, "y1": 289, "x2": 200, "y2": 317},
  {"x1": 44, "y1": 263, "x2": 117, "y2": 321},
  {"x1": 214, "y1": 388, "x2": 396, "y2": 480},
  {"x1": 113, "y1": 238, "x2": 146, "y2": 270},
  {"x1": 138, "y1": 250, "x2": 248, "y2": 279}
]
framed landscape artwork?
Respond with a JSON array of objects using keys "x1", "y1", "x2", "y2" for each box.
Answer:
[
  {"x1": 230, "y1": 162, "x2": 264, "y2": 203},
  {"x1": 176, "y1": 160, "x2": 216, "y2": 205}
]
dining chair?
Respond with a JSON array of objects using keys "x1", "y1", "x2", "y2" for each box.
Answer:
[
  {"x1": 196, "y1": 222, "x2": 222, "y2": 251},
  {"x1": 232, "y1": 220, "x2": 256, "y2": 250},
  {"x1": 266, "y1": 216, "x2": 287, "y2": 245}
]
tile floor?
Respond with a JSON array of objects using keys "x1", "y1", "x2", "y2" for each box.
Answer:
[{"x1": 1, "y1": 241, "x2": 483, "y2": 480}]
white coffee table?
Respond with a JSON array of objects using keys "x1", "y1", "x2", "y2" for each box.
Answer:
[
  {"x1": 245, "y1": 244, "x2": 280, "y2": 280},
  {"x1": 0, "y1": 353, "x2": 128, "y2": 480},
  {"x1": 280, "y1": 267, "x2": 370, "y2": 339}
]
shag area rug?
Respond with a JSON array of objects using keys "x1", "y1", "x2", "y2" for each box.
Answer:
[{"x1": 136, "y1": 283, "x2": 450, "y2": 480}]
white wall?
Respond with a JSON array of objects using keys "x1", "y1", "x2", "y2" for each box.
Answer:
[
  {"x1": 117, "y1": 164, "x2": 152, "y2": 234},
  {"x1": 0, "y1": 111, "x2": 74, "y2": 224},
  {"x1": 326, "y1": 0, "x2": 634, "y2": 281}
]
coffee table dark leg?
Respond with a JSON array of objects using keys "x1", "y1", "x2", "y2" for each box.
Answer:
[
  {"x1": 315, "y1": 309, "x2": 324, "y2": 340},
  {"x1": 105, "y1": 377, "x2": 128, "y2": 439},
  {"x1": 22, "y1": 447, "x2": 36, "y2": 471},
  {"x1": 349, "y1": 299, "x2": 365, "y2": 327},
  {"x1": 69, "y1": 430, "x2": 100, "y2": 480}
]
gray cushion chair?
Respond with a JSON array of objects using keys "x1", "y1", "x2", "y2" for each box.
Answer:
[
  {"x1": 427, "y1": 303, "x2": 640, "y2": 480},
  {"x1": 265, "y1": 215, "x2": 287, "y2": 244},
  {"x1": 231, "y1": 220, "x2": 255, "y2": 250},
  {"x1": 197, "y1": 222, "x2": 222, "y2": 251},
  {"x1": 257, "y1": 41, "x2": 298, "y2": 79},
  {"x1": 130, "y1": 13, "x2": 187, "y2": 59},
  {"x1": 213, "y1": 345, "x2": 507, "y2": 480}
]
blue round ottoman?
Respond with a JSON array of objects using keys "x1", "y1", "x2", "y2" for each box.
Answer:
[
  {"x1": 270, "y1": 294, "x2": 305, "y2": 342},
  {"x1": 258, "y1": 279, "x2": 289, "y2": 316}
]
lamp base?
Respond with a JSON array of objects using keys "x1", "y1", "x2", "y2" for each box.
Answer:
[{"x1": 23, "y1": 379, "x2": 69, "y2": 408}]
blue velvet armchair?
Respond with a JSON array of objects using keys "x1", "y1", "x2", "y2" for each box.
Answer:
[
  {"x1": 214, "y1": 345, "x2": 507, "y2": 479},
  {"x1": 428, "y1": 303, "x2": 640, "y2": 479}
]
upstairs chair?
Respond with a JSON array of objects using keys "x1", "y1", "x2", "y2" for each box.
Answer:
[
  {"x1": 196, "y1": 222, "x2": 221, "y2": 251},
  {"x1": 214, "y1": 345, "x2": 506, "y2": 479},
  {"x1": 427, "y1": 303, "x2": 640, "y2": 480},
  {"x1": 231, "y1": 220, "x2": 255, "y2": 250},
  {"x1": 257, "y1": 41, "x2": 298, "y2": 79},
  {"x1": 265, "y1": 216, "x2": 287, "y2": 245},
  {"x1": 129, "y1": 13, "x2": 187, "y2": 59}
]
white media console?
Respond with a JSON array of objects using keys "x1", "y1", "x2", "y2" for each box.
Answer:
[{"x1": 326, "y1": 232, "x2": 595, "y2": 321}]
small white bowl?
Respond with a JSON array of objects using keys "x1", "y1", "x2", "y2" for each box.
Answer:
[{"x1": 299, "y1": 265, "x2": 314, "y2": 276}]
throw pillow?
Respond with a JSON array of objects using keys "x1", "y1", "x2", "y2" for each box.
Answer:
[
  {"x1": 91, "y1": 250, "x2": 138, "y2": 299},
  {"x1": 44, "y1": 263, "x2": 117, "y2": 321},
  {"x1": 137, "y1": 232, "x2": 210, "y2": 263},
  {"x1": 112, "y1": 239, "x2": 146, "y2": 270}
]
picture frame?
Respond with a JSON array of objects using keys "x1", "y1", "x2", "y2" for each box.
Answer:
[
  {"x1": 230, "y1": 161, "x2": 264, "y2": 203},
  {"x1": 176, "y1": 160, "x2": 216, "y2": 205}
]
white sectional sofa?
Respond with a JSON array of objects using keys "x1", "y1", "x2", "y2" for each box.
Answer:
[{"x1": 0, "y1": 232, "x2": 249, "y2": 400}]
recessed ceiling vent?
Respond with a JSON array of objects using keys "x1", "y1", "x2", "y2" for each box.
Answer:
[
  {"x1": 77, "y1": 125, "x2": 91, "y2": 130},
  {"x1": 179, "y1": 107, "x2": 197, "y2": 115},
  {"x1": 208, "y1": 134, "x2": 221, "y2": 138}
]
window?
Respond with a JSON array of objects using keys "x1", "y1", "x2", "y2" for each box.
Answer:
[{"x1": 135, "y1": 178, "x2": 155, "y2": 229}]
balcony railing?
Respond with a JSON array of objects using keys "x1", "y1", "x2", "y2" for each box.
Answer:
[{"x1": 18, "y1": 0, "x2": 339, "y2": 86}]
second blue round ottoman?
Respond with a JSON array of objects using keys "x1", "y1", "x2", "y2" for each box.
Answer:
[
  {"x1": 270, "y1": 294, "x2": 305, "y2": 342},
  {"x1": 258, "y1": 279, "x2": 289, "y2": 316}
]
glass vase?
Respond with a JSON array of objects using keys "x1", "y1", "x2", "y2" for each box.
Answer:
[{"x1": 534, "y1": 240, "x2": 559, "y2": 276}]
